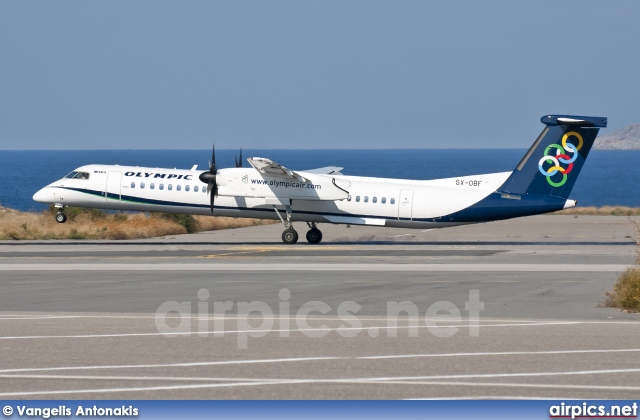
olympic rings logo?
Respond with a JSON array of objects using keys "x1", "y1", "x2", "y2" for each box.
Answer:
[{"x1": 537, "y1": 131, "x2": 583, "y2": 187}]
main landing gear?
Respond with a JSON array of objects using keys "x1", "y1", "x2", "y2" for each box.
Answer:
[
  {"x1": 305, "y1": 224, "x2": 322, "y2": 244},
  {"x1": 55, "y1": 207, "x2": 67, "y2": 223},
  {"x1": 273, "y1": 205, "x2": 323, "y2": 245}
]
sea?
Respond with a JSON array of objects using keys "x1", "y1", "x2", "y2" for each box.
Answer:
[{"x1": 1, "y1": 149, "x2": 638, "y2": 212}]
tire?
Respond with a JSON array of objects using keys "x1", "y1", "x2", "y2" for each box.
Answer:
[
  {"x1": 281, "y1": 229, "x2": 298, "y2": 245},
  {"x1": 306, "y1": 228, "x2": 323, "y2": 244},
  {"x1": 55, "y1": 213, "x2": 67, "y2": 223}
]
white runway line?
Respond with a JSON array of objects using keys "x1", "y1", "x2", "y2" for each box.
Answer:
[
  {"x1": 359, "y1": 348, "x2": 640, "y2": 360},
  {"x1": 0, "y1": 379, "x2": 317, "y2": 398},
  {"x1": 2, "y1": 348, "x2": 638, "y2": 375},
  {"x1": 0, "y1": 316, "x2": 87, "y2": 321},
  {"x1": 0, "y1": 357, "x2": 341, "y2": 374},
  {"x1": 2, "y1": 367, "x2": 640, "y2": 397},
  {"x1": 368, "y1": 380, "x2": 640, "y2": 392},
  {"x1": 4, "y1": 374, "x2": 640, "y2": 393},
  {"x1": 0, "y1": 314, "x2": 558, "y2": 323},
  {"x1": 0, "y1": 263, "x2": 632, "y2": 272},
  {"x1": 0, "y1": 374, "x2": 304, "y2": 382},
  {"x1": 365, "y1": 367, "x2": 640, "y2": 382},
  {"x1": 0, "y1": 321, "x2": 589, "y2": 340}
]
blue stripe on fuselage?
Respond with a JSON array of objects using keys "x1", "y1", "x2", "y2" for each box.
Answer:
[
  {"x1": 441, "y1": 192, "x2": 566, "y2": 222},
  {"x1": 58, "y1": 186, "x2": 565, "y2": 223}
]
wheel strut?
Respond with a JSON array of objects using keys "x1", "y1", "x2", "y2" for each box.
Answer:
[
  {"x1": 273, "y1": 205, "x2": 293, "y2": 229},
  {"x1": 274, "y1": 204, "x2": 298, "y2": 244}
]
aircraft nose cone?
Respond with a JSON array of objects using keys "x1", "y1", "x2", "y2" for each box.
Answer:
[{"x1": 32, "y1": 188, "x2": 50, "y2": 203}]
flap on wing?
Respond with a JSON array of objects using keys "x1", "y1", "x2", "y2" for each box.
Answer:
[
  {"x1": 324, "y1": 215, "x2": 386, "y2": 226},
  {"x1": 303, "y1": 166, "x2": 344, "y2": 175},
  {"x1": 248, "y1": 157, "x2": 306, "y2": 181}
]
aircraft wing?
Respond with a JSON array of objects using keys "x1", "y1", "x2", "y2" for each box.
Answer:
[
  {"x1": 248, "y1": 157, "x2": 307, "y2": 181},
  {"x1": 302, "y1": 166, "x2": 343, "y2": 175}
]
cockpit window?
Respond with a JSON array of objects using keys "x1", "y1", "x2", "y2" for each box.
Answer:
[{"x1": 65, "y1": 171, "x2": 90, "y2": 180}]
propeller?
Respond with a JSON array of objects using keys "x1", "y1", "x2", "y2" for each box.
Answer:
[
  {"x1": 199, "y1": 146, "x2": 244, "y2": 214},
  {"x1": 198, "y1": 144, "x2": 218, "y2": 213}
]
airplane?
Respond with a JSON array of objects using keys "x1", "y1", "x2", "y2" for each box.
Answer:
[{"x1": 33, "y1": 114, "x2": 606, "y2": 244}]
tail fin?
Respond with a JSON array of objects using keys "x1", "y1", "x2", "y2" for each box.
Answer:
[{"x1": 498, "y1": 115, "x2": 607, "y2": 199}]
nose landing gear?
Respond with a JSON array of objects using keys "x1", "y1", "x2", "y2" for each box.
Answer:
[{"x1": 55, "y1": 208, "x2": 67, "y2": 223}]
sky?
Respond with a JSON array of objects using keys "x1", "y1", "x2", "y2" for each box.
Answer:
[{"x1": 1, "y1": 1, "x2": 639, "y2": 150}]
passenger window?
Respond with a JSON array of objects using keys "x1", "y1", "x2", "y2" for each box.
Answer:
[
  {"x1": 131, "y1": 182, "x2": 135, "y2": 189},
  {"x1": 194, "y1": 186, "x2": 199, "y2": 192},
  {"x1": 140, "y1": 182, "x2": 145, "y2": 189},
  {"x1": 203, "y1": 186, "x2": 207, "y2": 193},
  {"x1": 355, "y1": 196, "x2": 360, "y2": 202},
  {"x1": 390, "y1": 198, "x2": 396, "y2": 204},
  {"x1": 373, "y1": 197, "x2": 377, "y2": 203},
  {"x1": 364, "y1": 196, "x2": 369, "y2": 203},
  {"x1": 176, "y1": 185, "x2": 181, "y2": 191},
  {"x1": 168, "y1": 184, "x2": 173, "y2": 191},
  {"x1": 159, "y1": 184, "x2": 164, "y2": 190},
  {"x1": 347, "y1": 195, "x2": 351, "y2": 202},
  {"x1": 185, "y1": 185, "x2": 190, "y2": 192},
  {"x1": 150, "y1": 183, "x2": 155, "y2": 190},
  {"x1": 381, "y1": 197, "x2": 386, "y2": 204}
]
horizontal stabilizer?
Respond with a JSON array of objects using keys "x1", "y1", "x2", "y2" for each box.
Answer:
[{"x1": 540, "y1": 115, "x2": 607, "y2": 128}]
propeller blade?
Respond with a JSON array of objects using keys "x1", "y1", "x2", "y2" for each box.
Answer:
[
  {"x1": 209, "y1": 185, "x2": 215, "y2": 213},
  {"x1": 234, "y1": 147, "x2": 243, "y2": 168},
  {"x1": 211, "y1": 144, "x2": 216, "y2": 172},
  {"x1": 199, "y1": 143, "x2": 219, "y2": 214}
]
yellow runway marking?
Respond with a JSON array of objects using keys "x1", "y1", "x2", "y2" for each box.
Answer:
[
  {"x1": 479, "y1": 280, "x2": 524, "y2": 283},
  {"x1": 237, "y1": 246, "x2": 350, "y2": 251},
  {"x1": 411, "y1": 281, "x2": 453, "y2": 283},
  {"x1": 201, "y1": 245, "x2": 352, "y2": 259}
]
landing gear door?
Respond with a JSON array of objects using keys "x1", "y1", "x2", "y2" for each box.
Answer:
[
  {"x1": 398, "y1": 189, "x2": 413, "y2": 220},
  {"x1": 106, "y1": 172, "x2": 122, "y2": 202}
]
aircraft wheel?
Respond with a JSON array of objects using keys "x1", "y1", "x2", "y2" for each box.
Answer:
[
  {"x1": 55, "y1": 212, "x2": 67, "y2": 223},
  {"x1": 306, "y1": 228, "x2": 322, "y2": 244},
  {"x1": 282, "y1": 228, "x2": 298, "y2": 245}
]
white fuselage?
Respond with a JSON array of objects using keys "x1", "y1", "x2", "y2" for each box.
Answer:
[{"x1": 33, "y1": 164, "x2": 514, "y2": 229}]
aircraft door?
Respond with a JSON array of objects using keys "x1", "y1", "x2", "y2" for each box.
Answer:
[
  {"x1": 105, "y1": 172, "x2": 122, "y2": 202},
  {"x1": 398, "y1": 189, "x2": 413, "y2": 219}
]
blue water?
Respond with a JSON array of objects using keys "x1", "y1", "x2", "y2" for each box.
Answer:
[{"x1": 1, "y1": 149, "x2": 638, "y2": 211}]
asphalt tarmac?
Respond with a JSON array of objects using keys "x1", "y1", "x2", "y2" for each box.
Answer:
[{"x1": 0, "y1": 215, "x2": 639, "y2": 399}]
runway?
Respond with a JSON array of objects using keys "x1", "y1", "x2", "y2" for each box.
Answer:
[{"x1": 1, "y1": 215, "x2": 639, "y2": 399}]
